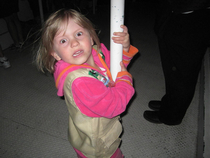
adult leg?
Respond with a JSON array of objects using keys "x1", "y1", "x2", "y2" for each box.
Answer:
[
  {"x1": 158, "y1": 9, "x2": 210, "y2": 125},
  {"x1": 4, "y1": 14, "x2": 20, "y2": 46},
  {"x1": 12, "y1": 13, "x2": 24, "y2": 44},
  {"x1": 158, "y1": 39, "x2": 205, "y2": 125}
]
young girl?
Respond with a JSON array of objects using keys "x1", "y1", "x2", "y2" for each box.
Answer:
[{"x1": 36, "y1": 9, "x2": 138, "y2": 158}]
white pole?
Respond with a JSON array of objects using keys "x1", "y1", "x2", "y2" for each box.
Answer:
[{"x1": 110, "y1": 0, "x2": 125, "y2": 81}]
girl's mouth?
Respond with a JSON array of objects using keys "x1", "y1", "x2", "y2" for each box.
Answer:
[{"x1": 73, "y1": 50, "x2": 83, "y2": 57}]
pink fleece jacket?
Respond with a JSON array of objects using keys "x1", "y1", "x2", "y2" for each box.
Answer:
[{"x1": 54, "y1": 43, "x2": 138, "y2": 118}]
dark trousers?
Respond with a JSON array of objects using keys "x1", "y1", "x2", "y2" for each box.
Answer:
[{"x1": 157, "y1": 9, "x2": 210, "y2": 125}]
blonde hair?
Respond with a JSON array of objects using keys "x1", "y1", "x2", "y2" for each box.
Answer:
[{"x1": 36, "y1": 9, "x2": 101, "y2": 73}]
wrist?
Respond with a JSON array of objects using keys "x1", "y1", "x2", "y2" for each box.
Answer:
[{"x1": 123, "y1": 45, "x2": 130, "y2": 52}]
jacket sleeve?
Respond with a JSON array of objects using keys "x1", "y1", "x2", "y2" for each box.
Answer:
[
  {"x1": 71, "y1": 75, "x2": 135, "y2": 118},
  {"x1": 122, "y1": 45, "x2": 139, "y2": 67}
]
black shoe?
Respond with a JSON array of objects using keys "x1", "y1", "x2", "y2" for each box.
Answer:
[
  {"x1": 143, "y1": 111, "x2": 162, "y2": 124},
  {"x1": 148, "y1": 100, "x2": 161, "y2": 111}
]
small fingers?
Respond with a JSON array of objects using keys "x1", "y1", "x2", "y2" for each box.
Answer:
[
  {"x1": 120, "y1": 61, "x2": 127, "y2": 72},
  {"x1": 113, "y1": 25, "x2": 128, "y2": 36},
  {"x1": 112, "y1": 36, "x2": 126, "y2": 44},
  {"x1": 113, "y1": 32, "x2": 127, "y2": 38},
  {"x1": 112, "y1": 25, "x2": 130, "y2": 49},
  {"x1": 121, "y1": 25, "x2": 128, "y2": 33}
]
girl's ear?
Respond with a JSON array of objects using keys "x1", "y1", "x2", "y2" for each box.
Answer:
[
  {"x1": 51, "y1": 51, "x2": 61, "y2": 61},
  {"x1": 91, "y1": 38, "x2": 94, "y2": 46}
]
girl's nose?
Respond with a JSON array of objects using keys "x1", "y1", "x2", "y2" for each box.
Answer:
[{"x1": 70, "y1": 39, "x2": 79, "y2": 48}]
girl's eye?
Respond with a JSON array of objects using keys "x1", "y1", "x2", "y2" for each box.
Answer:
[
  {"x1": 60, "y1": 39, "x2": 67, "y2": 44},
  {"x1": 76, "y1": 32, "x2": 83, "y2": 37}
]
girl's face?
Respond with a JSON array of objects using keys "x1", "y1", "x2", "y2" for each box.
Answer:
[{"x1": 51, "y1": 18, "x2": 94, "y2": 66}]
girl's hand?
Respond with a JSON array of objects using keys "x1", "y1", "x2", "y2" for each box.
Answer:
[
  {"x1": 112, "y1": 25, "x2": 130, "y2": 52},
  {"x1": 120, "y1": 61, "x2": 127, "y2": 72}
]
